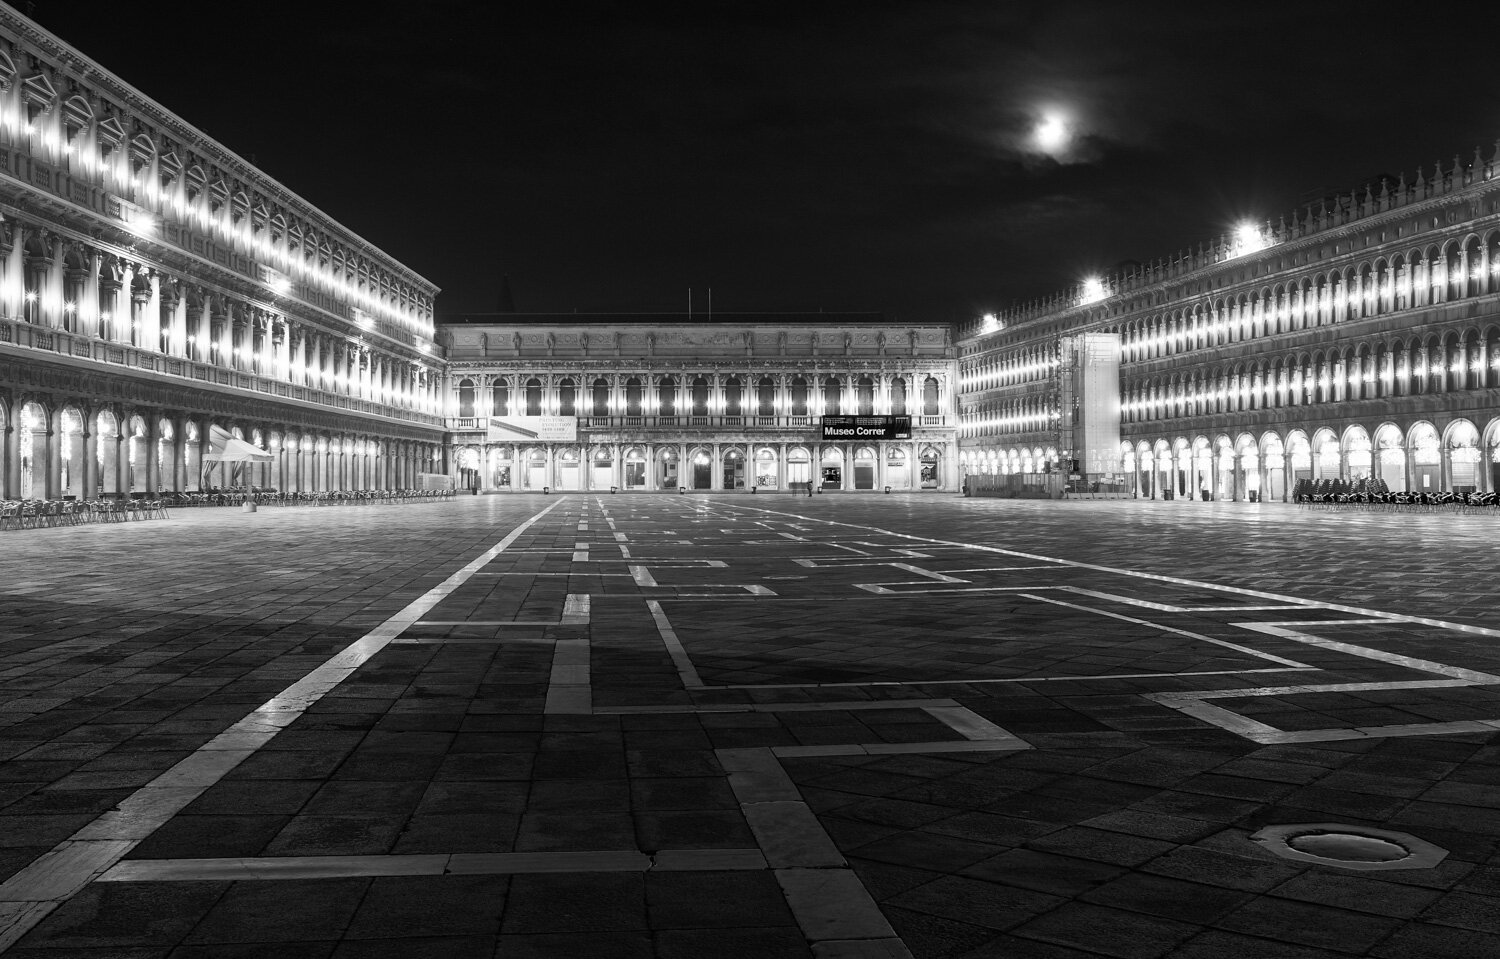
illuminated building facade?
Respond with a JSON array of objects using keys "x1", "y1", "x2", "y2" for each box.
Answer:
[
  {"x1": 958, "y1": 153, "x2": 1500, "y2": 500},
  {"x1": 440, "y1": 315, "x2": 959, "y2": 493},
  {"x1": 0, "y1": 7, "x2": 446, "y2": 500}
]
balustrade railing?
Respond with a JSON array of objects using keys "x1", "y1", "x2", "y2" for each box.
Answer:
[{"x1": 0, "y1": 315, "x2": 443, "y2": 428}]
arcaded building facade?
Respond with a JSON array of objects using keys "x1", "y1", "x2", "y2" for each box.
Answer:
[
  {"x1": 0, "y1": 8, "x2": 445, "y2": 502},
  {"x1": 958, "y1": 151, "x2": 1500, "y2": 501},
  {"x1": 440, "y1": 314, "x2": 959, "y2": 493}
]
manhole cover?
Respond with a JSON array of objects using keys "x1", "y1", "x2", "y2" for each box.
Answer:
[
  {"x1": 1251, "y1": 823, "x2": 1448, "y2": 872},
  {"x1": 1288, "y1": 832, "x2": 1407, "y2": 863}
]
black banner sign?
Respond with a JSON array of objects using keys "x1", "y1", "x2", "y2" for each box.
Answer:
[{"x1": 820, "y1": 415, "x2": 912, "y2": 440}]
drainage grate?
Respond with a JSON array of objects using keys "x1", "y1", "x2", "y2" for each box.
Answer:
[{"x1": 1251, "y1": 823, "x2": 1448, "y2": 872}]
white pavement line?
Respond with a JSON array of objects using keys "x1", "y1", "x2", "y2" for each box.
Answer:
[
  {"x1": 777, "y1": 870, "x2": 904, "y2": 953},
  {"x1": 718, "y1": 747, "x2": 905, "y2": 954},
  {"x1": 0, "y1": 502, "x2": 561, "y2": 953},
  {"x1": 94, "y1": 849, "x2": 777, "y2": 881},
  {"x1": 943, "y1": 566, "x2": 1062, "y2": 573},
  {"x1": 1152, "y1": 678, "x2": 1477, "y2": 702},
  {"x1": 476, "y1": 572, "x2": 633, "y2": 577},
  {"x1": 713, "y1": 502, "x2": 1500, "y2": 640},
  {"x1": 1017, "y1": 593, "x2": 1313, "y2": 669},
  {"x1": 545, "y1": 638, "x2": 592, "y2": 715},
  {"x1": 630, "y1": 565, "x2": 659, "y2": 587},
  {"x1": 709, "y1": 667, "x2": 1315, "y2": 690},
  {"x1": 1061, "y1": 587, "x2": 1312, "y2": 614},
  {"x1": 922, "y1": 704, "x2": 1030, "y2": 749},
  {"x1": 1239, "y1": 623, "x2": 1500, "y2": 683},
  {"x1": 648, "y1": 599, "x2": 704, "y2": 688},
  {"x1": 415, "y1": 621, "x2": 568, "y2": 626},
  {"x1": 1146, "y1": 675, "x2": 1500, "y2": 743},
  {"x1": 561, "y1": 594, "x2": 592, "y2": 625}
]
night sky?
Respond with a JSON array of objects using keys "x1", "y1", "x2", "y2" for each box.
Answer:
[{"x1": 27, "y1": 1, "x2": 1500, "y2": 323}]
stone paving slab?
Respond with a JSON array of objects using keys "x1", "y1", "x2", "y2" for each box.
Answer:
[{"x1": 1, "y1": 496, "x2": 1499, "y2": 956}]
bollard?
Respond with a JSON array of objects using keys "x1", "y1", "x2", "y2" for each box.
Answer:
[
  {"x1": 679, "y1": 486, "x2": 686, "y2": 495},
  {"x1": 750, "y1": 486, "x2": 756, "y2": 494},
  {"x1": 543, "y1": 486, "x2": 550, "y2": 495},
  {"x1": 610, "y1": 486, "x2": 618, "y2": 494},
  {"x1": 883, "y1": 486, "x2": 892, "y2": 494}
]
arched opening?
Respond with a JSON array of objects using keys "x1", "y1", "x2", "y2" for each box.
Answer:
[
  {"x1": 592, "y1": 378, "x2": 610, "y2": 417},
  {"x1": 756, "y1": 377, "x2": 775, "y2": 417},
  {"x1": 1446, "y1": 420, "x2": 1481, "y2": 494},
  {"x1": 920, "y1": 444, "x2": 941, "y2": 489},
  {"x1": 819, "y1": 446, "x2": 843, "y2": 490},
  {"x1": 158, "y1": 418, "x2": 178, "y2": 492},
  {"x1": 492, "y1": 379, "x2": 510, "y2": 417},
  {"x1": 1312, "y1": 428, "x2": 1339, "y2": 482},
  {"x1": 522, "y1": 446, "x2": 547, "y2": 490},
  {"x1": 1375, "y1": 423, "x2": 1405, "y2": 492},
  {"x1": 625, "y1": 377, "x2": 643, "y2": 416},
  {"x1": 1409, "y1": 422, "x2": 1440, "y2": 492},
  {"x1": 689, "y1": 447, "x2": 712, "y2": 490},
  {"x1": 556, "y1": 446, "x2": 580, "y2": 490},
  {"x1": 624, "y1": 446, "x2": 646, "y2": 490},
  {"x1": 525, "y1": 378, "x2": 543, "y2": 416},
  {"x1": 457, "y1": 379, "x2": 476, "y2": 418},
  {"x1": 786, "y1": 446, "x2": 811, "y2": 490},
  {"x1": 857, "y1": 376, "x2": 874, "y2": 415},
  {"x1": 754, "y1": 447, "x2": 778, "y2": 489},
  {"x1": 491, "y1": 445, "x2": 513, "y2": 489},
  {"x1": 558, "y1": 378, "x2": 576, "y2": 417},
  {"x1": 1343, "y1": 425, "x2": 1372, "y2": 483},
  {"x1": 853, "y1": 445, "x2": 877, "y2": 490},
  {"x1": 655, "y1": 446, "x2": 679, "y2": 489},
  {"x1": 457, "y1": 445, "x2": 481, "y2": 493},
  {"x1": 590, "y1": 447, "x2": 612, "y2": 490},
  {"x1": 1262, "y1": 433, "x2": 1286, "y2": 502},
  {"x1": 721, "y1": 446, "x2": 746, "y2": 490},
  {"x1": 127, "y1": 415, "x2": 149, "y2": 494},
  {"x1": 59, "y1": 406, "x2": 86, "y2": 499}
]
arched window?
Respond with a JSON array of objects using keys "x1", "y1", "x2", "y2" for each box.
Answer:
[
  {"x1": 857, "y1": 375, "x2": 874, "y2": 415},
  {"x1": 691, "y1": 376, "x2": 709, "y2": 416},
  {"x1": 525, "y1": 378, "x2": 542, "y2": 416},
  {"x1": 724, "y1": 377, "x2": 742, "y2": 416},
  {"x1": 822, "y1": 376, "x2": 841, "y2": 416},
  {"x1": 626, "y1": 377, "x2": 643, "y2": 415},
  {"x1": 757, "y1": 377, "x2": 775, "y2": 416},
  {"x1": 658, "y1": 376, "x2": 677, "y2": 416},
  {"x1": 791, "y1": 377, "x2": 808, "y2": 416},
  {"x1": 890, "y1": 377, "x2": 907, "y2": 415},
  {"x1": 457, "y1": 379, "x2": 475, "y2": 417},
  {"x1": 922, "y1": 376, "x2": 940, "y2": 415},
  {"x1": 558, "y1": 378, "x2": 576, "y2": 416},
  {"x1": 491, "y1": 380, "x2": 509, "y2": 417},
  {"x1": 592, "y1": 378, "x2": 610, "y2": 416}
]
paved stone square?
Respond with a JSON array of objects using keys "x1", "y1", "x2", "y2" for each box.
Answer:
[{"x1": 2, "y1": 493, "x2": 1499, "y2": 958}]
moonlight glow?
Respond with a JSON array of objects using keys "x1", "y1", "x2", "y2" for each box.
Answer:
[{"x1": 1033, "y1": 112, "x2": 1070, "y2": 155}]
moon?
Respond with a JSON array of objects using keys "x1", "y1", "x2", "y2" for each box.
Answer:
[{"x1": 1033, "y1": 111, "x2": 1070, "y2": 155}]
